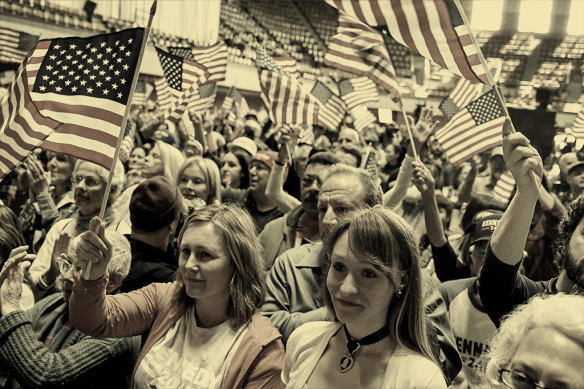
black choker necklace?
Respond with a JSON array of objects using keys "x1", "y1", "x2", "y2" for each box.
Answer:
[{"x1": 339, "y1": 324, "x2": 390, "y2": 373}]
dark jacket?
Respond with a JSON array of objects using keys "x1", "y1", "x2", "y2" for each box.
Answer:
[{"x1": 120, "y1": 236, "x2": 177, "y2": 293}]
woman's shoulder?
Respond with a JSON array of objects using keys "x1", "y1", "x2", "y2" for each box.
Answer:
[
  {"x1": 388, "y1": 346, "x2": 447, "y2": 388},
  {"x1": 288, "y1": 321, "x2": 341, "y2": 349}
]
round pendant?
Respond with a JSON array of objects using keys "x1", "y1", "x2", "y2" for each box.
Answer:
[{"x1": 339, "y1": 354, "x2": 354, "y2": 373}]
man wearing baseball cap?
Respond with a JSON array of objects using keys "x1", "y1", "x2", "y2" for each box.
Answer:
[
  {"x1": 562, "y1": 159, "x2": 584, "y2": 204},
  {"x1": 120, "y1": 175, "x2": 183, "y2": 292},
  {"x1": 437, "y1": 213, "x2": 502, "y2": 388},
  {"x1": 222, "y1": 150, "x2": 288, "y2": 232}
]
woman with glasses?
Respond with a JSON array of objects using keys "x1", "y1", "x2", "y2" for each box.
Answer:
[
  {"x1": 24, "y1": 160, "x2": 126, "y2": 307},
  {"x1": 481, "y1": 294, "x2": 584, "y2": 389},
  {"x1": 69, "y1": 204, "x2": 285, "y2": 388},
  {"x1": 282, "y1": 206, "x2": 446, "y2": 388}
]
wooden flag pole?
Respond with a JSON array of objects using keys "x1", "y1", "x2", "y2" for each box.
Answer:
[
  {"x1": 400, "y1": 103, "x2": 419, "y2": 160},
  {"x1": 452, "y1": 0, "x2": 516, "y2": 132},
  {"x1": 86, "y1": 0, "x2": 157, "y2": 279},
  {"x1": 453, "y1": 0, "x2": 539, "y2": 184}
]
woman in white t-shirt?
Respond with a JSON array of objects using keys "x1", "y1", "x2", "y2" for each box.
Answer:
[
  {"x1": 69, "y1": 204, "x2": 285, "y2": 388},
  {"x1": 283, "y1": 206, "x2": 447, "y2": 389}
]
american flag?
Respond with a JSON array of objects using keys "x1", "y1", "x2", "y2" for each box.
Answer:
[
  {"x1": 325, "y1": 12, "x2": 401, "y2": 103},
  {"x1": 155, "y1": 47, "x2": 209, "y2": 123},
  {"x1": 273, "y1": 56, "x2": 299, "y2": 78},
  {"x1": 256, "y1": 47, "x2": 319, "y2": 126},
  {"x1": 187, "y1": 83, "x2": 217, "y2": 115},
  {"x1": 311, "y1": 80, "x2": 346, "y2": 131},
  {"x1": 131, "y1": 78, "x2": 153, "y2": 107},
  {"x1": 338, "y1": 77, "x2": 379, "y2": 111},
  {"x1": 350, "y1": 105, "x2": 377, "y2": 132},
  {"x1": 168, "y1": 40, "x2": 228, "y2": 83},
  {"x1": 326, "y1": 0, "x2": 490, "y2": 85},
  {"x1": 435, "y1": 89, "x2": 505, "y2": 166},
  {"x1": 222, "y1": 86, "x2": 249, "y2": 119},
  {"x1": 493, "y1": 170, "x2": 516, "y2": 203},
  {"x1": 571, "y1": 106, "x2": 584, "y2": 139},
  {"x1": 0, "y1": 27, "x2": 38, "y2": 64},
  {"x1": 0, "y1": 28, "x2": 145, "y2": 179},
  {"x1": 439, "y1": 77, "x2": 481, "y2": 119}
]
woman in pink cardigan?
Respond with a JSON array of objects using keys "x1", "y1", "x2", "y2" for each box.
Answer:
[{"x1": 69, "y1": 204, "x2": 284, "y2": 389}]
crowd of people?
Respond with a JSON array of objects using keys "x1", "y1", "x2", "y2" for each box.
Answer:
[{"x1": 0, "y1": 97, "x2": 582, "y2": 389}]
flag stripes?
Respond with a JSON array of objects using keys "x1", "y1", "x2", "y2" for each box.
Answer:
[
  {"x1": 435, "y1": 90, "x2": 504, "y2": 166},
  {"x1": 325, "y1": 13, "x2": 401, "y2": 103},
  {"x1": 493, "y1": 170, "x2": 516, "y2": 203},
  {"x1": 326, "y1": 0, "x2": 490, "y2": 84},
  {"x1": 311, "y1": 80, "x2": 346, "y2": 131},
  {"x1": 439, "y1": 77, "x2": 481, "y2": 119},
  {"x1": 1, "y1": 28, "x2": 144, "y2": 178},
  {"x1": 0, "y1": 27, "x2": 38, "y2": 64},
  {"x1": 571, "y1": 107, "x2": 584, "y2": 139},
  {"x1": 351, "y1": 106, "x2": 377, "y2": 132},
  {"x1": 338, "y1": 77, "x2": 379, "y2": 110},
  {"x1": 169, "y1": 40, "x2": 228, "y2": 83}
]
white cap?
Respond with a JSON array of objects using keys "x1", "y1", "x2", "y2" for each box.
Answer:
[{"x1": 230, "y1": 137, "x2": 257, "y2": 156}]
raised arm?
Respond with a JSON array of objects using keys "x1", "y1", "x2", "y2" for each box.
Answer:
[
  {"x1": 265, "y1": 125, "x2": 300, "y2": 213},
  {"x1": 490, "y1": 121, "x2": 543, "y2": 265},
  {"x1": 384, "y1": 108, "x2": 438, "y2": 207}
]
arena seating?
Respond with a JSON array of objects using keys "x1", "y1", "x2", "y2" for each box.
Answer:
[{"x1": 2, "y1": 0, "x2": 583, "y2": 105}]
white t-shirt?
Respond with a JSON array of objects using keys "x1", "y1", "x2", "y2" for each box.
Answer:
[{"x1": 134, "y1": 305, "x2": 249, "y2": 389}]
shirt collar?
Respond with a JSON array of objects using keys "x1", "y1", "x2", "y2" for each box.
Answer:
[{"x1": 295, "y1": 242, "x2": 326, "y2": 268}]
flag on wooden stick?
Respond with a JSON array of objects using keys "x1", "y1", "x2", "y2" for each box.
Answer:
[
  {"x1": 439, "y1": 77, "x2": 481, "y2": 119},
  {"x1": 351, "y1": 105, "x2": 377, "y2": 132},
  {"x1": 338, "y1": 77, "x2": 379, "y2": 110},
  {"x1": 0, "y1": 27, "x2": 38, "y2": 65},
  {"x1": 131, "y1": 78, "x2": 153, "y2": 107},
  {"x1": 168, "y1": 40, "x2": 228, "y2": 83},
  {"x1": 187, "y1": 83, "x2": 217, "y2": 115},
  {"x1": 155, "y1": 47, "x2": 210, "y2": 123},
  {"x1": 256, "y1": 47, "x2": 319, "y2": 126},
  {"x1": 222, "y1": 86, "x2": 249, "y2": 119},
  {"x1": 571, "y1": 106, "x2": 584, "y2": 139},
  {"x1": 493, "y1": 170, "x2": 516, "y2": 203},
  {"x1": 325, "y1": 12, "x2": 401, "y2": 103},
  {"x1": 311, "y1": 80, "x2": 346, "y2": 131},
  {"x1": 435, "y1": 89, "x2": 505, "y2": 166},
  {"x1": 0, "y1": 28, "x2": 146, "y2": 179},
  {"x1": 326, "y1": 0, "x2": 491, "y2": 85}
]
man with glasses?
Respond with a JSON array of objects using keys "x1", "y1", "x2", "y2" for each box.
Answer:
[
  {"x1": 0, "y1": 231, "x2": 139, "y2": 388},
  {"x1": 260, "y1": 152, "x2": 340, "y2": 270}
]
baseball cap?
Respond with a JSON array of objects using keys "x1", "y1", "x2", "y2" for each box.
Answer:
[
  {"x1": 230, "y1": 137, "x2": 257, "y2": 156},
  {"x1": 567, "y1": 161, "x2": 584, "y2": 175},
  {"x1": 468, "y1": 213, "x2": 502, "y2": 246},
  {"x1": 130, "y1": 176, "x2": 183, "y2": 232}
]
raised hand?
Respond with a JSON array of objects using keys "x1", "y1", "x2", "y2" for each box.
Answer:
[
  {"x1": 25, "y1": 157, "x2": 50, "y2": 198},
  {"x1": 501, "y1": 118, "x2": 542, "y2": 195},
  {"x1": 406, "y1": 107, "x2": 440, "y2": 155},
  {"x1": 76, "y1": 217, "x2": 112, "y2": 281},
  {"x1": 412, "y1": 160, "x2": 435, "y2": 196},
  {"x1": 0, "y1": 246, "x2": 34, "y2": 316},
  {"x1": 43, "y1": 233, "x2": 71, "y2": 286}
]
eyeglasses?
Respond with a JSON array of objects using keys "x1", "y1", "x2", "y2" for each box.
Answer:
[
  {"x1": 56, "y1": 255, "x2": 81, "y2": 274},
  {"x1": 499, "y1": 368, "x2": 563, "y2": 389},
  {"x1": 73, "y1": 175, "x2": 101, "y2": 187}
]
